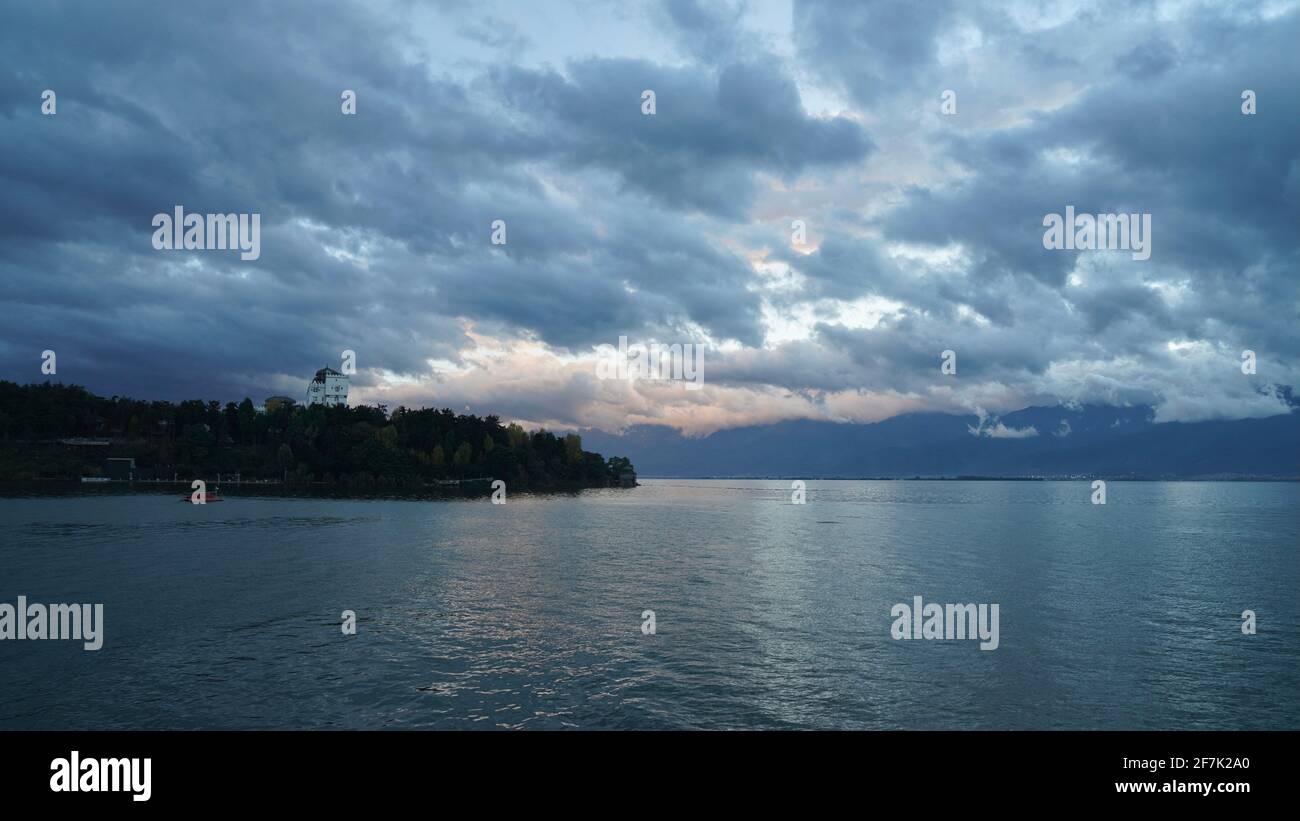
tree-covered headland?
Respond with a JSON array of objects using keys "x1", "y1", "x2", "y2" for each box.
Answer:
[{"x1": 0, "y1": 381, "x2": 635, "y2": 489}]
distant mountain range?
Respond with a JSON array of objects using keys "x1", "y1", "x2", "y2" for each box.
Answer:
[{"x1": 580, "y1": 401, "x2": 1300, "y2": 479}]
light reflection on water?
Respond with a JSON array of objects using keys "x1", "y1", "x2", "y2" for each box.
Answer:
[{"x1": 0, "y1": 480, "x2": 1296, "y2": 729}]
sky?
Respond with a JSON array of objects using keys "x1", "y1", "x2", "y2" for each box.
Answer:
[{"x1": 1, "y1": 0, "x2": 1297, "y2": 435}]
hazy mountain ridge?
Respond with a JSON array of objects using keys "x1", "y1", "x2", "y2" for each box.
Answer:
[{"x1": 579, "y1": 402, "x2": 1300, "y2": 479}]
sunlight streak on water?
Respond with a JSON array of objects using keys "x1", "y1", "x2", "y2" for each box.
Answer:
[{"x1": 0, "y1": 480, "x2": 1296, "y2": 729}]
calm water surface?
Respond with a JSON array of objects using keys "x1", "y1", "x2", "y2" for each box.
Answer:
[{"x1": 0, "y1": 480, "x2": 1296, "y2": 729}]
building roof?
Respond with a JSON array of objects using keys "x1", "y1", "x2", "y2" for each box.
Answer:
[{"x1": 312, "y1": 367, "x2": 343, "y2": 382}]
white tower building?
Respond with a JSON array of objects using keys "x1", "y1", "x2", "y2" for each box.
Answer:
[{"x1": 306, "y1": 367, "x2": 348, "y2": 407}]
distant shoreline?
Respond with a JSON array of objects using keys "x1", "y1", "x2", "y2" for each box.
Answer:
[
  {"x1": 0, "y1": 478, "x2": 626, "y2": 501},
  {"x1": 631, "y1": 475, "x2": 1300, "y2": 482}
]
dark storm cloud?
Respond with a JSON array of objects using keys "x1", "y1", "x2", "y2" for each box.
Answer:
[
  {"x1": 656, "y1": 0, "x2": 746, "y2": 63},
  {"x1": 1114, "y1": 37, "x2": 1179, "y2": 78},
  {"x1": 776, "y1": 1, "x2": 1297, "y2": 413},
  {"x1": 0, "y1": 0, "x2": 858, "y2": 401},
  {"x1": 0, "y1": 0, "x2": 1295, "y2": 430},
  {"x1": 793, "y1": 0, "x2": 957, "y2": 106},
  {"x1": 493, "y1": 57, "x2": 872, "y2": 218}
]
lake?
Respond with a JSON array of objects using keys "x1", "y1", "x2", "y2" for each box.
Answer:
[{"x1": 0, "y1": 480, "x2": 1296, "y2": 729}]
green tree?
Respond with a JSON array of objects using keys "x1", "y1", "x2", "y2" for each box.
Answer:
[
  {"x1": 177, "y1": 424, "x2": 214, "y2": 468},
  {"x1": 608, "y1": 456, "x2": 632, "y2": 478},
  {"x1": 506, "y1": 422, "x2": 527, "y2": 448},
  {"x1": 237, "y1": 398, "x2": 257, "y2": 444},
  {"x1": 563, "y1": 433, "x2": 582, "y2": 463},
  {"x1": 276, "y1": 443, "x2": 294, "y2": 471},
  {"x1": 453, "y1": 441, "x2": 473, "y2": 467}
]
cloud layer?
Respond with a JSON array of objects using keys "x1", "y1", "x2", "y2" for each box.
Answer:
[{"x1": 1, "y1": 0, "x2": 1296, "y2": 434}]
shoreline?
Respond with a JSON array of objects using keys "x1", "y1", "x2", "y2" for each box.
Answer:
[{"x1": 630, "y1": 475, "x2": 1300, "y2": 482}]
